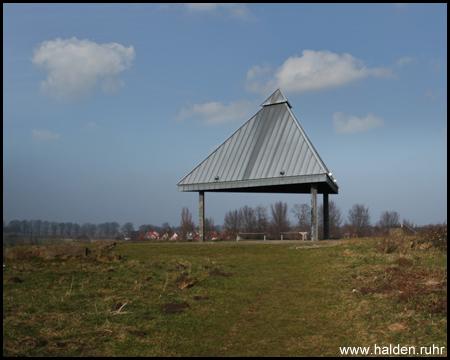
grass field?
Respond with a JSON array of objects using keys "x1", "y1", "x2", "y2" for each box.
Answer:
[{"x1": 3, "y1": 237, "x2": 447, "y2": 357}]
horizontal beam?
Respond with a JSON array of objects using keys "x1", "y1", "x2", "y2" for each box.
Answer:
[{"x1": 178, "y1": 174, "x2": 338, "y2": 194}]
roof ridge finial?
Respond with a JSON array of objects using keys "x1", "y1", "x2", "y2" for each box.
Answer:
[{"x1": 260, "y1": 88, "x2": 291, "y2": 108}]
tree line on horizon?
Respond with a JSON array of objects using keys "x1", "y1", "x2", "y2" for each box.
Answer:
[{"x1": 2, "y1": 201, "x2": 428, "y2": 242}]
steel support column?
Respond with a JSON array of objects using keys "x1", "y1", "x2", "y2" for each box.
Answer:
[
  {"x1": 311, "y1": 185, "x2": 318, "y2": 241},
  {"x1": 199, "y1": 191, "x2": 205, "y2": 243},
  {"x1": 323, "y1": 193, "x2": 329, "y2": 240}
]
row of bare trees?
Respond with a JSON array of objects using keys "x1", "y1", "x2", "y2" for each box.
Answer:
[
  {"x1": 3, "y1": 220, "x2": 126, "y2": 240},
  {"x1": 220, "y1": 201, "x2": 408, "y2": 240}
]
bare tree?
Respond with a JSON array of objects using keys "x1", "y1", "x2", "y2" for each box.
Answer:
[
  {"x1": 59, "y1": 222, "x2": 66, "y2": 237},
  {"x1": 138, "y1": 224, "x2": 149, "y2": 234},
  {"x1": 292, "y1": 203, "x2": 310, "y2": 232},
  {"x1": 318, "y1": 200, "x2": 343, "y2": 238},
  {"x1": 347, "y1": 204, "x2": 371, "y2": 237},
  {"x1": 64, "y1": 222, "x2": 72, "y2": 237},
  {"x1": 8, "y1": 220, "x2": 21, "y2": 236},
  {"x1": 240, "y1": 205, "x2": 256, "y2": 235},
  {"x1": 21, "y1": 220, "x2": 30, "y2": 236},
  {"x1": 42, "y1": 221, "x2": 50, "y2": 237},
  {"x1": 102, "y1": 222, "x2": 111, "y2": 238},
  {"x1": 205, "y1": 217, "x2": 216, "y2": 239},
  {"x1": 121, "y1": 222, "x2": 134, "y2": 234},
  {"x1": 88, "y1": 223, "x2": 97, "y2": 238},
  {"x1": 255, "y1": 205, "x2": 269, "y2": 234},
  {"x1": 33, "y1": 219, "x2": 42, "y2": 237},
  {"x1": 180, "y1": 207, "x2": 195, "y2": 241},
  {"x1": 270, "y1": 201, "x2": 291, "y2": 237},
  {"x1": 73, "y1": 223, "x2": 81, "y2": 238},
  {"x1": 111, "y1": 222, "x2": 120, "y2": 238},
  {"x1": 50, "y1": 221, "x2": 59, "y2": 236},
  {"x1": 377, "y1": 211, "x2": 400, "y2": 229},
  {"x1": 223, "y1": 209, "x2": 241, "y2": 239},
  {"x1": 98, "y1": 223, "x2": 108, "y2": 237},
  {"x1": 80, "y1": 223, "x2": 97, "y2": 238},
  {"x1": 81, "y1": 223, "x2": 91, "y2": 236},
  {"x1": 29, "y1": 220, "x2": 33, "y2": 238}
]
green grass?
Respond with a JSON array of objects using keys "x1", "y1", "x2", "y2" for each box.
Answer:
[{"x1": 3, "y1": 238, "x2": 447, "y2": 357}]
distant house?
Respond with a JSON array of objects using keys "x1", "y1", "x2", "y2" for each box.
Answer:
[
  {"x1": 147, "y1": 231, "x2": 159, "y2": 240},
  {"x1": 207, "y1": 231, "x2": 218, "y2": 240}
]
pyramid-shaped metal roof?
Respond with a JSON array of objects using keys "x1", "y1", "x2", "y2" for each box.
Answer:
[{"x1": 178, "y1": 89, "x2": 338, "y2": 194}]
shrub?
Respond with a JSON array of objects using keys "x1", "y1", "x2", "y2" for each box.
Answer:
[
  {"x1": 412, "y1": 224, "x2": 447, "y2": 251},
  {"x1": 376, "y1": 235, "x2": 406, "y2": 254}
]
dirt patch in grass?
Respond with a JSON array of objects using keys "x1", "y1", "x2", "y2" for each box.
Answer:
[
  {"x1": 161, "y1": 302, "x2": 190, "y2": 314},
  {"x1": 210, "y1": 268, "x2": 232, "y2": 277},
  {"x1": 113, "y1": 302, "x2": 124, "y2": 310},
  {"x1": 127, "y1": 329, "x2": 147, "y2": 337},
  {"x1": 395, "y1": 257, "x2": 413, "y2": 267}
]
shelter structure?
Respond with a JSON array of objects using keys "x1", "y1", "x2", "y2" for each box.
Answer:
[{"x1": 178, "y1": 89, "x2": 338, "y2": 242}]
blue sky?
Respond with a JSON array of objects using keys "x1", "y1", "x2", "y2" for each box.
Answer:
[{"x1": 3, "y1": 3, "x2": 447, "y2": 229}]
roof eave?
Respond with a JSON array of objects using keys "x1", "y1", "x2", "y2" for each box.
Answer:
[{"x1": 178, "y1": 173, "x2": 338, "y2": 194}]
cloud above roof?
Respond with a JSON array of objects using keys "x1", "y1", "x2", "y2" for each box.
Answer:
[
  {"x1": 177, "y1": 98, "x2": 257, "y2": 125},
  {"x1": 183, "y1": 3, "x2": 253, "y2": 20},
  {"x1": 332, "y1": 112, "x2": 385, "y2": 134},
  {"x1": 246, "y1": 50, "x2": 393, "y2": 94},
  {"x1": 31, "y1": 37, "x2": 135, "y2": 101},
  {"x1": 30, "y1": 129, "x2": 60, "y2": 144}
]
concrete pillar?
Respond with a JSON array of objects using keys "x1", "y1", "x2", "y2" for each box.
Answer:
[
  {"x1": 311, "y1": 185, "x2": 318, "y2": 241},
  {"x1": 199, "y1": 191, "x2": 205, "y2": 243},
  {"x1": 323, "y1": 193, "x2": 329, "y2": 240}
]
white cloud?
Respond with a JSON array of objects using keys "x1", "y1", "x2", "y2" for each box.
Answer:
[
  {"x1": 31, "y1": 129, "x2": 60, "y2": 144},
  {"x1": 429, "y1": 58, "x2": 441, "y2": 73},
  {"x1": 245, "y1": 50, "x2": 393, "y2": 94},
  {"x1": 31, "y1": 37, "x2": 135, "y2": 101},
  {"x1": 177, "y1": 99, "x2": 257, "y2": 125},
  {"x1": 423, "y1": 90, "x2": 441, "y2": 102},
  {"x1": 332, "y1": 112, "x2": 385, "y2": 134},
  {"x1": 396, "y1": 56, "x2": 414, "y2": 67},
  {"x1": 85, "y1": 122, "x2": 102, "y2": 132},
  {"x1": 184, "y1": 3, "x2": 253, "y2": 20}
]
